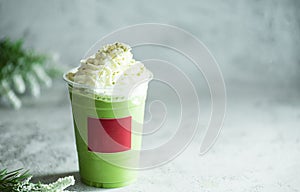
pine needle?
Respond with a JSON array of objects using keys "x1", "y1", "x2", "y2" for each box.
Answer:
[
  {"x1": 0, "y1": 168, "x2": 31, "y2": 192},
  {"x1": 0, "y1": 168, "x2": 75, "y2": 192}
]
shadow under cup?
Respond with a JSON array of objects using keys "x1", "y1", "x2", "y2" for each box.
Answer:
[{"x1": 64, "y1": 71, "x2": 152, "y2": 188}]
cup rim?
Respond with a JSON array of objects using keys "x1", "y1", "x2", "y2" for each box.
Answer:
[{"x1": 63, "y1": 67, "x2": 153, "y2": 91}]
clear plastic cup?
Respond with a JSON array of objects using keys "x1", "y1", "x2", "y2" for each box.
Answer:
[{"x1": 64, "y1": 68, "x2": 152, "y2": 188}]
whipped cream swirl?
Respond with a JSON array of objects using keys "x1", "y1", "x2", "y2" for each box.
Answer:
[{"x1": 67, "y1": 42, "x2": 151, "y2": 89}]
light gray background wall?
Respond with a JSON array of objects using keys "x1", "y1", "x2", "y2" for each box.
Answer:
[{"x1": 1, "y1": 0, "x2": 299, "y2": 94}]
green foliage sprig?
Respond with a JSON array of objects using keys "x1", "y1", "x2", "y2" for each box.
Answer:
[
  {"x1": 0, "y1": 168, "x2": 75, "y2": 192},
  {"x1": 0, "y1": 38, "x2": 61, "y2": 109},
  {"x1": 0, "y1": 39, "x2": 47, "y2": 80},
  {"x1": 0, "y1": 169, "x2": 31, "y2": 192}
]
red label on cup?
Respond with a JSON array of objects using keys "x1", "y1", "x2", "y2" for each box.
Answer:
[{"x1": 88, "y1": 116, "x2": 132, "y2": 153}]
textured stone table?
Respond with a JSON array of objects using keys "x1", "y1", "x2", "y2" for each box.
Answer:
[{"x1": 0, "y1": 81, "x2": 299, "y2": 192}]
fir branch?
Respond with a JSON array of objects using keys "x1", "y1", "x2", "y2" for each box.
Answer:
[
  {"x1": 0, "y1": 38, "x2": 49, "y2": 80},
  {"x1": 0, "y1": 168, "x2": 31, "y2": 192},
  {"x1": 0, "y1": 168, "x2": 75, "y2": 192},
  {"x1": 0, "y1": 38, "x2": 62, "y2": 109}
]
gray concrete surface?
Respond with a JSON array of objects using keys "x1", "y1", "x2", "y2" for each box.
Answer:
[{"x1": 0, "y1": 81, "x2": 299, "y2": 191}]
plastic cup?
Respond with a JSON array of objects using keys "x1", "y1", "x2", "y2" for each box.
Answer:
[{"x1": 64, "y1": 69, "x2": 152, "y2": 188}]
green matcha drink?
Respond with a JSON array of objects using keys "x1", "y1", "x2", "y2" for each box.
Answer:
[{"x1": 64, "y1": 43, "x2": 152, "y2": 188}]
